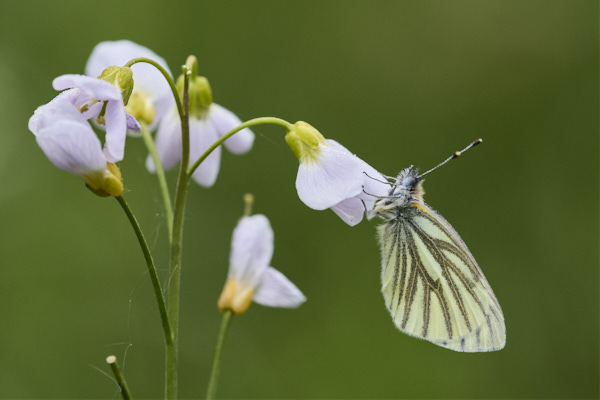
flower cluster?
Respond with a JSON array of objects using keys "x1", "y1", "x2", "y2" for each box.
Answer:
[
  {"x1": 29, "y1": 40, "x2": 392, "y2": 313},
  {"x1": 28, "y1": 39, "x2": 399, "y2": 397}
]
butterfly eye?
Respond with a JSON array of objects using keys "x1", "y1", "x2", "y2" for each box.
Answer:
[{"x1": 401, "y1": 177, "x2": 416, "y2": 187}]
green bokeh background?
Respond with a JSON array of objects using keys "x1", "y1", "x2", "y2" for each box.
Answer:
[{"x1": 0, "y1": 0, "x2": 597, "y2": 398}]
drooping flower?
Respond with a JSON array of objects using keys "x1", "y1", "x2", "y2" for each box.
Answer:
[
  {"x1": 52, "y1": 73, "x2": 139, "y2": 163},
  {"x1": 285, "y1": 121, "x2": 389, "y2": 226},
  {"x1": 146, "y1": 72, "x2": 254, "y2": 187},
  {"x1": 85, "y1": 40, "x2": 174, "y2": 129},
  {"x1": 28, "y1": 94, "x2": 125, "y2": 197},
  {"x1": 218, "y1": 214, "x2": 305, "y2": 315}
]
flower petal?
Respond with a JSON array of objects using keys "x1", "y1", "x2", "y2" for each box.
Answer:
[
  {"x1": 229, "y1": 215, "x2": 273, "y2": 289},
  {"x1": 253, "y1": 266, "x2": 306, "y2": 308},
  {"x1": 53, "y1": 74, "x2": 121, "y2": 101},
  {"x1": 30, "y1": 93, "x2": 79, "y2": 134},
  {"x1": 209, "y1": 103, "x2": 254, "y2": 154},
  {"x1": 85, "y1": 40, "x2": 174, "y2": 128},
  {"x1": 126, "y1": 113, "x2": 141, "y2": 131},
  {"x1": 36, "y1": 119, "x2": 106, "y2": 177},
  {"x1": 296, "y1": 139, "x2": 365, "y2": 210},
  {"x1": 330, "y1": 197, "x2": 367, "y2": 226},
  {"x1": 103, "y1": 97, "x2": 127, "y2": 162},
  {"x1": 189, "y1": 118, "x2": 221, "y2": 187},
  {"x1": 146, "y1": 109, "x2": 182, "y2": 172}
]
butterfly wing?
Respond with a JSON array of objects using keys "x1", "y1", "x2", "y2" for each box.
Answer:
[{"x1": 377, "y1": 201, "x2": 506, "y2": 352}]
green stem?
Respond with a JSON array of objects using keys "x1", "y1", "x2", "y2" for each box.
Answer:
[
  {"x1": 187, "y1": 117, "x2": 293, "y2": 177},
  {"x1": 106, "y1": 355, "x2": 132, "y2": 400},
  {"x1": 115, "y1": 195, "x2": 172, "y2": 345},
  {"x1": 140, "y1": 122, "x2": 173, "y2": 240},
  {"x1": 206, "y1": 310, "x2": 234, "y2": 400},
  {"x1": 165, "y1": 65, "x2": 193, "y2": 400},
  {"x1": 124, "y1": 57, "x2": 185, "y2": 123}
]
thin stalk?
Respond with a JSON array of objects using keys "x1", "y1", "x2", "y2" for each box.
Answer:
[
  {"x1": 165, "y1": 65, "x2": 192, "y2": 400},
  {"x1": 106, "y1": 355, "x2": 132, "y2": 400},
  {"x1": 140, "y1": 122, "x2": 173, "y2": 240},
  {"x1": 206, "y1": 310, "x2": 234, "y2": 400},
  {"x1": 115, "y1": 195, "x2": 172, "y2": 344},
  {"x1": 124, "y1": 57, "x2": 185, "y2": 122},
  {"x1": 187, "y1": 117, "x2": 293, "y2": 177}
]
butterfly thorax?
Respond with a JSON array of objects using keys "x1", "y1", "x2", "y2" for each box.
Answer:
[{"x1": 369, "y1": 166, "x2": 425, "y2": 221}]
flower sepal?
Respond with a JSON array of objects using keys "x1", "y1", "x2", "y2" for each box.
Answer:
[
  {"x1": 177, "y1": 73, "x2": 213, "y2": 118},
  {"x1": 285, "y1": 121, "x2": 326, "y2": 163},
  {"x1": 84, "y1": 162, "x2": 124, "y2": 197},
  {"x1": 97, "y1": 66, "x2": 134, "y2": 105},
  {"x1": 217, "y1": 279, "x2": 254, "y2": 315}
]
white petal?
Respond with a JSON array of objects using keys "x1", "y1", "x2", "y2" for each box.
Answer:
[
  {"x1": 296, "y1": 139, "x2": 365, "y2": 210},
  {"x1": 29, "y1": 92, "x2": 87, "y2": 135},
  {"x1": 36, "y1": 119, "x2": 106, "y2": 177},
  {"x1": 102, "y1": 98, "x2": 127, "y2": 162},
  {"x1": 253, "y1": 266, "x2": 306, "y2": 308},
  {"x1": 53, "y1": 74, "x2": 121, "y2": 101},
  {"x1": 146, "y1": 109, "x2": 182, "y2": 172},
  {"x1": 209, "y1": 103, "x2": 254, "y2": 154},
  {"x1": 189, "y1": 118, "x2": 221, "y2": 187},
  {"x1": 229, "y1": 215, "x2": 273, "y2": 289},
  {"x1": 357, "y1": 161, "x2": 389, "y2": 200},
  {"x1": 331, "y1": 197, "x2": 366, "y2": 226}
]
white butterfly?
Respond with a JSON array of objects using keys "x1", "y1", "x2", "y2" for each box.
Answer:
[{"x1": 367, "y1": 139, "x2": 506, "y2": 352}]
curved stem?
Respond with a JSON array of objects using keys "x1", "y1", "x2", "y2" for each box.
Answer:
[
  {"x1": 124, "y1": 57, "x2": 185, "y2": 125},
  {"x1": 165, "y1": 65, "x2": 192, "y2": 400},
  {"x1": 206, "y1": 310, "x2": 234, "y2": 400},
  {"x1": 140, "y1": 122, "x2": 173, "y2": 240},
  {"x1": 187, "y1": 117, "x2": 293, "y2": 177},
  {"x1": 115, "y1": 195, "x2": 172, "y2": 344}
]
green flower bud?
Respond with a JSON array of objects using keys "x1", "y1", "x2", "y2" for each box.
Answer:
[
  {"x1": 176, "y1": 74, "x2": 213, "y2": 119},
  {"x1": 125, "y1": 89, "x2": 155, "y2": 125},
  {"x1": 285, "y1": 121, "x2": 326, "y2": 164},
  {"x1": 98, "y1": 66, "x2": 134, "y2": 105}
]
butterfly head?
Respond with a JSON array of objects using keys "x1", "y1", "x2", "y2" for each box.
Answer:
[
  {"x1": 367, "y1": 166, "x2": 425, "y2": 220},
  {"x1": 392, "y1": 166, "x2": 425, "y2": 202}
]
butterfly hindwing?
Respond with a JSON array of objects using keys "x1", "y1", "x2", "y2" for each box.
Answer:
[{"x1": 378, "y1": 201, "x2": 506, "y2": 352}]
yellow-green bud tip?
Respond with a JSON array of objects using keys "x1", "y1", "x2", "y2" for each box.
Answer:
[
  {"x1": 126, "y1": 89, "x2": 155, "y2": 125},
  {"x1": 176, "y1": 74, "x2": 213, "y2": 118},
  {"x1": 98, "y1": 66, "x2": 134, "y2": 105},
  {"x1": 285, "y1": 121, "x2": 326, "y2": 163},
  {"x1": 217, "y1": 279, "x2": 254, "y2": 315},
  {"x1": 84, "y1": 162, "x2": 124, "y2": 197}
]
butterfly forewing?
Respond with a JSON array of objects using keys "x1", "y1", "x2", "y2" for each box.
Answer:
[{"x1": 378, "y1": 201, "x2": 505, "y2": 352}]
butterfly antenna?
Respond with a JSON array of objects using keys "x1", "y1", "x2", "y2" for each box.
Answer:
[{"x1": 418, "y1": 138, "x2": 483, "y2": 179}]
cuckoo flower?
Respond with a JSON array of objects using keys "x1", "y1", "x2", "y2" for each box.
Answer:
[
  {"x1": 285, "y1": 122, "x2": 389, "y2": 226},
  {"x1": 218, "y1": 214, "x2": 305, "y2": 315},
  {"x1": 52, "y1": 72, "x2": 138, "y2": 163},
  {"x1": 146, "y1": 73, "x2": 254, "y2": 187},
  {"x1": 28, "y1": 95, "x2": 125, "y2": 197},
  {"x1": 85, "y1": 40, "x2": 173, "y2": 129}
]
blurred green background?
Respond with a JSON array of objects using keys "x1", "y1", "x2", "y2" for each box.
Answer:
[{"x1": 0, "y1": 0, "x2": 597, "y2": 398}]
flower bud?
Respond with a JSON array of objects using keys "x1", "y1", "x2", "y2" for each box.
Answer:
[
  {"x1": 126, "y1": 89, "x2": 155, "y2": 125},
  {"x1": 176, "y1": 74, "x2": 213, "y2": 118},
  {"x1": 98, "y1": 66, "x2": 134, "y2": 105},
  {"x1": 285, "y1": 121, "x2": 326, "y2": 163},
  {"x1": 84, "y1": 162, "x2": 124, "y2": 197}
]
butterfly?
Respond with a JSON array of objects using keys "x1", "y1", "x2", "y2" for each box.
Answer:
[{"x1": 367, "y1": 139, "x2": 506, "y2": 352}]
